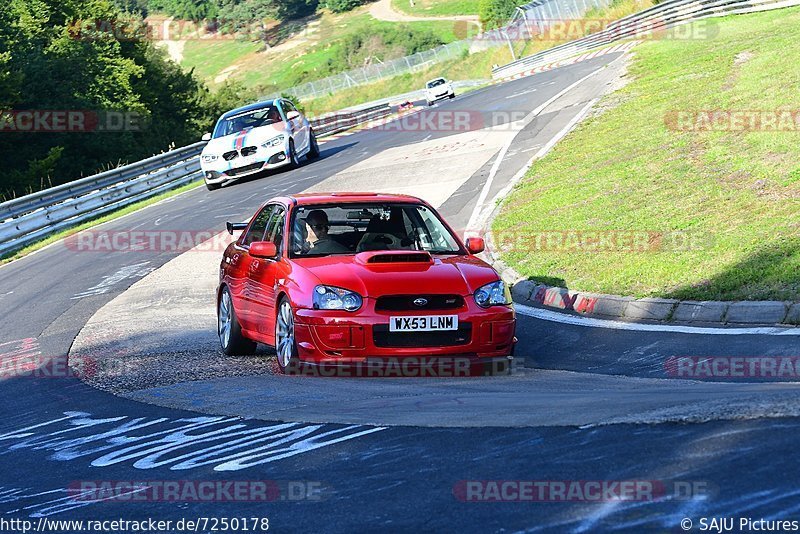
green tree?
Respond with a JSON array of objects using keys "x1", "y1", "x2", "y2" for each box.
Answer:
[
  {"x1": 478, "y1": 0, "x2": 516, "y2": 29},
  {"x1": 0, "y1": 0, "x2": 212, "y2": 199},
  {"x1": 148, "y1": 0, "x2": 218, "y2": 19},
  {"x1": 325, "y1": 0, "x2": 364, "y2": 13},
  {"x1": 275, "y1": 0, "x2": 319, "y2": 20}
]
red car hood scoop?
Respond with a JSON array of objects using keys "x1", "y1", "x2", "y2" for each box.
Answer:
[
  {"x1": 355, "y1": 251, "x2": 433, "y2": 265},
  {"x1": 295, "y1": 252, "x2": 500, "y2": 298}
]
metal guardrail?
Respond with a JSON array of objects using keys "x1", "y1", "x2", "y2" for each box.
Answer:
[
  {"x1": 0, "y1": 142, "x2": 207, "y2": 223},
  {"x1": 492, "y1": 0, "x2": 800, "y2": 79},
  {"x1": 311, "y1": 103, "x2": 393, "y2": 137},
  {"x1": 0, "y1": 103, "x2": 394, "y2": 257}
]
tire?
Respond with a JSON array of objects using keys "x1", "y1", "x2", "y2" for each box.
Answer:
[
  {"x1": 218, "y1": 286, "x2": 257, "y2": 355},
  {"x1": 275, "y1": 297, "x2": 300, "y2": 374},
  {"x1": 449, "y1": 93, "x2": 455, "y2": 99},
  {"x1": 205, "y1": 181, "x2": 220, "y2": 191},
  {"x1": 306, "y1": 130, "x2": 320, "y2": 160},
  {"x1": 427, "y1": 101, "x2": 434, "y2": 107},
  {"x1": 288, "y1": 139, "x2": 301, "y2": 169}
]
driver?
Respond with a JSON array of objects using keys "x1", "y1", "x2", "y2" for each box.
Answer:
[
  {"x1": 304, "y1": 210, "x2": 348, "y2": 254},
  {"x1": 266, "y1": 107, "x2": 282, "y2": 124}
]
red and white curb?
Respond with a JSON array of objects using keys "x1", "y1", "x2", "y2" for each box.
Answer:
[
  {"x1": 498, "y1": 40, "x2": 641, "y2": 83},
  {"x1": 485, "y1": 234, "x2": 800, "y2": 327}
]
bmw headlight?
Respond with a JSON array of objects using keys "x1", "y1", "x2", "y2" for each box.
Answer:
[
  {"x1": 261, "y1": 135, "x2": 285, "y2": 148},
  {"x1": 201, "y1": 154, "x2": 218, "y2": 163},
  {"x1": 474, "y1": 280, "x2": 512, "y2": 308},
  {"x1": 313, "y1": 285, "x2": 363, "y2": 311}
]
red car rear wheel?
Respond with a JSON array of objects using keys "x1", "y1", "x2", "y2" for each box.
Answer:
[{"x1": 218, "y1": 286, "x2": 257, "y2": 355}]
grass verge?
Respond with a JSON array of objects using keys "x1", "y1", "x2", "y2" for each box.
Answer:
[
  {"x1": 390, "y1": 0, "x2": 480, "y2": 17},
  {"x1": 492, "y1": 7, "x2": 800, "y2": 301}
]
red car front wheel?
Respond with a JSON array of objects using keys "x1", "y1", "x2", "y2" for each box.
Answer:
[{"x1": 275, "y1": 297, "x2": 299, "y2": 373}]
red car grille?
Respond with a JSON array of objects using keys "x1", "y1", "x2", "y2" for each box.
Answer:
[
  {"x1": 375, "y1": 294, "x2": 465, "y2": 312},
  {"x1": 372, "y1": 323, "x2": 472, "y2": 348}
]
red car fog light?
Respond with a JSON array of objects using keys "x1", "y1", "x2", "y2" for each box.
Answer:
[
  {"x1": 314, "y1": 325, "x2": 365, "y2": 349},
  {"x1": 479, "y1": 321, "x2": 516, "y2": 344},
  {"x1": 493, "y1": 320, "x2": 515, "y2": 341}
]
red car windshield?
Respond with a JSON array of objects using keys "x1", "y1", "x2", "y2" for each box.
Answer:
[{"x1": 289, "y1": 203, "x2": 464, "y2": 258}]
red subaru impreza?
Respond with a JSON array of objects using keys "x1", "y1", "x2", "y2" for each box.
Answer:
[{"x1": 217, "y1": 193, "x2": 516, "y2": 375}]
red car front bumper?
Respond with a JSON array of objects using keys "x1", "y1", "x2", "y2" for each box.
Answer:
[{"x1": 292, "y1": 298, "x2": 516, "y2": 377}]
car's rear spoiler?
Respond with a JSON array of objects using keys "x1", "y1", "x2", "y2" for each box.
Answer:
[{"x1": 226, "y1": 222, "x2": 248, "y2": 235}]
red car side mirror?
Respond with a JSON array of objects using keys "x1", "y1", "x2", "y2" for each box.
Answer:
[
  {"x1": 465, "y1": 237, "x2": 485, "y2": 254},
  {"x1": 249, "y1": 241, "x2": 278, "y2": 259}
]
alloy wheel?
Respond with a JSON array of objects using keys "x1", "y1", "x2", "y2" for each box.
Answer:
[
  {"x1": 276, "y1": 300, "x2": 295, "y2": 367},
  {"x1": 218, "y1": 290, "x2": 232, "y2": 349}
]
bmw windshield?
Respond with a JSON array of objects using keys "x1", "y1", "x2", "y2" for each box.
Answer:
[{"x1": 213, "y1": 105, "x2": 283, "y2": 138}]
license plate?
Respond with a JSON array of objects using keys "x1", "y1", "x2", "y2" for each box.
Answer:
[{"x1": 389, "y1": 315, "x2": 458, "y2": 332}]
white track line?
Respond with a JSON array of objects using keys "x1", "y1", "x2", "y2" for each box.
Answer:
[
  {"x1": 516, "y1": 303, "x2": 800, "y2": 336},
  {"x1": 465, "y1": 63, "x2": 608, "y2": 233}
]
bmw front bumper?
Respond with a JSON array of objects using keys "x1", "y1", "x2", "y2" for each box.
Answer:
[{"x1": 203, "y1": 149, "x2": 292, "y2": 185}]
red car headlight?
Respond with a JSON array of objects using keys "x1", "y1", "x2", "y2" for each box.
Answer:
[
  {"x1": 313, "y1": 285, "x2": 363, "y2": 312},
  {"x1": 474, "y1": 280, "x2": 512, "y2": 308}
]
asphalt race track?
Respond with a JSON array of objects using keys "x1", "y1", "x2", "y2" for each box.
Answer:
[{"x1": 2, "y1": 53, "x2": 800, "y2": 533}]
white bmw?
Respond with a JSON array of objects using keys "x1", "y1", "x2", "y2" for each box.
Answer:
[
  {"x1": 200, "y1": 98, "x2": 319, "y2": 191},
  {"x1": 425, "y1": 78, "x2": 455, "y2": 106}
]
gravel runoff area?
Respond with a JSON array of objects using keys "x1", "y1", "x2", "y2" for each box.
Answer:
[{"x1": 69, "y1": 232, "x2": 280, "y2": 395}]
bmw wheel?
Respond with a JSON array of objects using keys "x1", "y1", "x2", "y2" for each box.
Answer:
[
  {"x1": 288, "y1": 139, "x2": 301, "y2": 169},
  {"x1": 218, "y1": 286, "x2": 256, "y2": 355},
  {"x1": 307, "y1": 131, "x2": 320, "y2": 160},
  {"x1": 275, "y1": 297, "x2": 299, "y2": 374}
]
